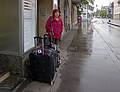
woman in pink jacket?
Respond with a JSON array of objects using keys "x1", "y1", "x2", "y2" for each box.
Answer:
[{"x1": 45, "y1": 9, "x2": 63, "y2": 45}]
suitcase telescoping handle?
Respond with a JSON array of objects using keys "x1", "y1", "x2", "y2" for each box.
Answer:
[
  {"x1": 44, "y1": 33, "x2": 58, "y2": 50},
  {"x1": 34, "y1": 36, "x2": 42, "y2": 47},
  {"x1": 42, "y1": 37, "x2": 44, "y2": 55},
  {"x1": 34, "y1": 36, "x2": 44, "y2": 55},
  {"x1": 44, "y1": 34, "x2": 52, "y2": 48}
]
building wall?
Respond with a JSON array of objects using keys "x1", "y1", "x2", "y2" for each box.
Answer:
[
  {"x1": 68, "y1": 0, "x2": 72, "y2": 30},
  {"x1": 59, "y1": 0, "x2": 72, "y2": 31},
  {"x1": 114, "y1": 0, "x2": 120, "y2": 20},
  {"x1": 88, "y1": 1, "x2": 94, "y2": 17},
  {"x1": 81, "y1": 0, "x2": 94, "y2": 21},
  {"x1": 0, "y1": 0, "x2": 20, "y2": 54},
  {"x1": 59, "y1": 0, "x2": 65, "y2": 25},
  {"x1": 38, "y1": 0, "x2": 53, "y2": 36},
  {"x1": 0, "y1": 0, "x2": 37, "y2": 78},
  {"x1": 72, "y1": 5, "x2": 77, "y2": 25}
]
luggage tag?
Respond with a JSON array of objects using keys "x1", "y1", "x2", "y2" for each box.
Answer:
[{"x1": 37, "y1": 49, "x2": 42, "y2": 54}]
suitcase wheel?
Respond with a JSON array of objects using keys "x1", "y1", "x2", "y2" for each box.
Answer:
[{"x1": 49, "y1": 81, "x2": 54, "y2": 85}]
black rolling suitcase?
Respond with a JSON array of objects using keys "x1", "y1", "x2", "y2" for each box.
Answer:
[
  {"x1": 29, "y1": 50, "x2": 55, "y2": 85},
  {"x1": 29, "y1": 35, "x2": 56, "y2": 85},
  {"x1": 44, "y1": 34, "x2": 60, "y2": 68}
]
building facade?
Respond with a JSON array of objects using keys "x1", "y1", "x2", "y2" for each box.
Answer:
[
  {"x1": 58, "y1": 0, "x2": 72, "y2": 31},
  {"x1": 81, "y1": 0, "x2": 94, "y2": 21},
  {"x1": 114, "y1": 0, "x2": 120, "y2": 20}
]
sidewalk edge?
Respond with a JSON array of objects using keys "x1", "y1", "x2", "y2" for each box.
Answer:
[{"x1": 107, "y1": 22, "x2": 120, "y2": 27}]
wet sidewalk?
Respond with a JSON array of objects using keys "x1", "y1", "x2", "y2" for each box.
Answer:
[
  {"x1": 52, "y1": 21, "x2": 120, "y2": 92},
  {"x1": 21, "y1": 22, "x2": 120, "y2": 92}
]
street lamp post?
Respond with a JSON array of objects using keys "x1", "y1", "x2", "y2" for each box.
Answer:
[{"x1": 86, "y1": 4, "x2": 88, "y2": 21}]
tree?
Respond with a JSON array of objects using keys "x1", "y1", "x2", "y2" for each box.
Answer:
[
  {"x1": 99, "y1": 9, "x2": 107, "y2": 18},
  {"x1": 94, "y1": 9, "x2": 100, "y2": 17},
  {"x1": 77, "y1": 0, "x2": 89, "y2": 16},
  {"x1": 80, "y1": 0, "x2": 89, "y2": 7},
  {"x1": 94, "y1": 6, "x2": 108, "y2": 18}
]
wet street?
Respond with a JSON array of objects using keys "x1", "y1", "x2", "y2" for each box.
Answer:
[
  {"x1": 51, "y1": 18, "x2": 120, "y2": 92},
  {"x1": 22, "y1": 18, "x2": 120, "y2": 92}
]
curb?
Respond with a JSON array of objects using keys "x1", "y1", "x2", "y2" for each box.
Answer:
[{"x1": 107, "y1": 22, "x2": 120, "y2": 27}]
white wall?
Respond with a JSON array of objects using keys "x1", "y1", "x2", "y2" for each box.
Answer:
[{"x1": 114, "y1": 0, "x2": 120, "y2": 19}]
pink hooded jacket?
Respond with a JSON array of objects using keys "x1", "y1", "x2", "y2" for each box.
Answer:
[{"x1": 45, "y1": 16, "x2": 63, "y2": 39}]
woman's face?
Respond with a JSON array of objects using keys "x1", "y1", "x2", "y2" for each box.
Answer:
[{"x1": 55, "y1": 12, "x2": 59, "y2": 18}]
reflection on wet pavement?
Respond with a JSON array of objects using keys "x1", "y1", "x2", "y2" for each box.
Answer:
[{"x1": 55, "y1": 20, "x2": 120, "y2": 92}]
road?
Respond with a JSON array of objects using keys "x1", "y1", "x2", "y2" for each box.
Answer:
[
  {"x1": 22, "y1": 18, "x2": 120, "y2": 92},
  {"x1": 93, "y1": 18, "x2": 120, "y2": 63},
  {"x1": 52, "y1": 18, "x2": 120, "y2": 92}
]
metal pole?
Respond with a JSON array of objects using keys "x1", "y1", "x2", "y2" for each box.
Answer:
[
  {"x1": 36, "y1": 0, "x2": 39, "y2": 36},
  {"x1": 86, "y1": 4, "x2": 88, "y2": 21}
]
